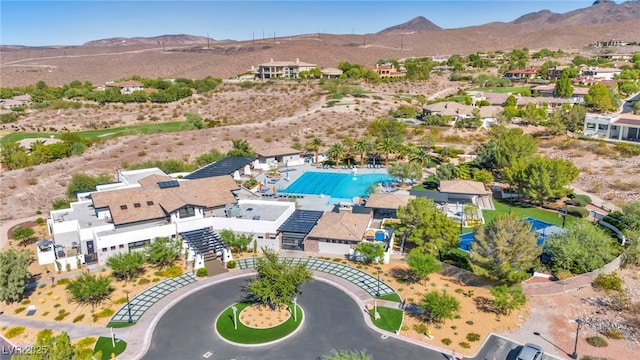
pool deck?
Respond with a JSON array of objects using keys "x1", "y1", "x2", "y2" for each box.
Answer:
[{"x1": 252, "y1": 163, "x2": 405, "y2": 212}]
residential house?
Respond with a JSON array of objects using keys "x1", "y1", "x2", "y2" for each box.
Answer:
[
  {"x1": 580, "y1": 67, "x2": 622, "y2": 81},
  {"x1": 321, "y1": 68, "x2": 343, "y2": 79},
  {"x1": 530, "y1": 84, "x2": 589, "y2": 104},
  {"x1": 422, "y1": 101, "x2": 502, "y2": 126},
  {"x1": 547, "y1": 66, "x2": 569, "y2": 81},
  {"x1": 584, "y1": 113, "x2": 640, "y2": 142},
  {"x1": 304, "y1": 207, "x2": 373, "y2": 255},
  {"x1": 41, "y1": 167, "x2": 295, "y2": 271},
  {"x1": 0, "y1": 94, "x2": 32, "y2": 109},
  {"x1": 598, "y1": 53, "x2": 633, "y2": 60},
  {"x1": 364, "y1": 193, "x2": 415, "y2": 219},
  {"x1": 594, "y1": 39, "x2": 626, "y2": 48},
  {"x1": 105, "y1": 80, "x2": 144, "y2": 94},
  {"x1": 253, "y1": 59, "x2": 317, "y2": 79},
  {"x1": 502, "y1": 68, "x2": 540, "y2": 81},
  {"x1": 254, "y1": 147, "x2": 303, "y2": 170},
  {"x1": 365, "y1": 63, "x2": 405, "y2": 79}
]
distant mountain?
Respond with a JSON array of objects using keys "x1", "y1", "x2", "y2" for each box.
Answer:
[
  {"x1": 377, "y1": 16, "x2": 441, "y2": 34},
  {"x1": 83, "y1": 34, "x2": 214, "y2": 46},
  {"x1": 512, "y1": 0, "x2": 640, "y2": 25}
]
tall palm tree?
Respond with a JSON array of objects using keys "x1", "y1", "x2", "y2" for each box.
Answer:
[
  {"x1": 305, "y1": 137, "x2": 324, "y2": 165},
  {"x1": 376, "y1": 138, "x2": 397, "y2": 166},
  {"x1": 341, "y1": 137, "x2": 355, "y2": 166},
  {"x1": 352, "y1": 138, "x2": 372, "y2": 166},
  {"x1": 326, "y1": 143, "x2": 345, "y2": 166}
]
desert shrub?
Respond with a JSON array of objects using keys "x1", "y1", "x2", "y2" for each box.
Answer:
[
  {"x1": 138, "y1": 278, "x2": 150, "y2": 285},
  {"x1": 54, "y1": 311, "x2": 70, "y2": 321},
  {"x1": 4, "y1": 326, "x2": 25, "y2": 339},
  {"x1": 73, "y1": 314, "x2": 86, "y2": 323},
  {"x1": 407, "y1": 297, "x2": 414, "y2": 303},
  {"x1": 441, "y1": 338, "x2": 452, "y2": 345},
  {"x1": 602, "y1": 328, "x2": 624, "y2": 340},
  {"x1": 401, "y1": 325, "x2": 409, "y2": 331},
  {"x1": 413, "y1": 323, "x2": 427, "y2": 334},
  {"x1": 56, "y1": 278, "x2": 71, "y2": 285},
  {"x1": 586, "y1": 336, "x2": 608, "y2": 347},
  {"x1": 113, "y1": 297, "x2": 128, "y2": 305},
  {"x1": 75, "y1": 337, "x2": 96, "y2": 348},
  {"x1": 196, "y1": 268, "x2": 209, "y2": 277},
  {"x1": 53, "y1": 304, "x2": 61, "y2": 308},
  {"x1": 14, "y1": 307, "x2": 26, "y2": 314},
  {"x1": 592, "y1": 272, "x2": 623, "y2": 292},
  {"x1": 459, "y1": 342, "x2": 471, "y2": 349},
  {"x1": 21, "y1": 299, "x2": 31, "y2": 305},
  {"x1": 227, "y1": 260, "x2": 237, "y2": 269},
  {"x1": 92, "y1": 308, "x2": 114, "y2": 322},
  {"x1": 466, "y1": 320, "x2": 474, "y2": 325},
  {"x1": 466, "y1": 333, "x2": 481, "y2": 342}
]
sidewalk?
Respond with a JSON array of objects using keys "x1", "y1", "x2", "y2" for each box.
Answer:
[{"x1": 0, "y1": 215, "x2": 41, "y2": 250}]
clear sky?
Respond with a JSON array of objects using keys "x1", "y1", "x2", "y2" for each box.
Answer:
[{"x1": 0, "y1": 1, "x2": 616, "y2": 46}]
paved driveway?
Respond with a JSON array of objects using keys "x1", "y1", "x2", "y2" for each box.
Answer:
[{"x1": 142, "y1": 278, "x2": 451, "y2": 360}]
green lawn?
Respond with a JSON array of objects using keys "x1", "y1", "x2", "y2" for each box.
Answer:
[
  {"x1": 106, "y1": 321, "x2": 136, "y2": 328},
  {"x1": 482, "y1": 199, "x2": 579, "y2": 227},
  {"x1": 469, "y1": 86, "x2": 532, "y2": 94},
  {"x1": 93, "y1": 336, "x2": 126, "y2": 360},
  {"x1": 376, "y1": 292, "x2": 402, "y2": 303},
  {"x1": 0, "y1": 121, "x2": 188, "y2": 145},
  {"x1": 368, "y1": 306, "x2": 403, "y2": 332},
  {"x1": 216, "y1": 302, "x2": 302, "y2": 344}
]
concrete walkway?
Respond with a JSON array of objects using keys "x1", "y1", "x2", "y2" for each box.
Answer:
[{"x1": 0, "y1": 215, "x2": 41, "y2": 249}]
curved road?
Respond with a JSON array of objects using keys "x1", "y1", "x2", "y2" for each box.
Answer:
[{"x1": 142, "y1": 278, "x2": 450, "y2": 360}]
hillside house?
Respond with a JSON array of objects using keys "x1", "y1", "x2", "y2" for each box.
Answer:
[
  {"x1": 321, "y1": 68, "x2": 343, "y2": 79},
  {"x1": 502, "y1": 68, "x2": 540, "y2": 81},
  {"x1": 254, "y1": 147, "x2": 303, "y2": 170},
  {"x1": 253, "y1": 59, "x2": 317, "y2": 79},
  {"x1": 580, "y1": 67, "x2": 622, "y2": 81},
  {"x1": 584, "y1": 113, "x2": 640, "y2": 142},
  {"x1": 365, "y1": 63, "x2": 405, "y2": 78},
  {"x1": 105, "y1": 80, "x2": 144, "y2": 94}
]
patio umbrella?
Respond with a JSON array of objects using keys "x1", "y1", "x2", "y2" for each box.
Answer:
[
  {"x1": 244, "y1": 164, "x2": 251, "y2": 176},
  {"x1": 233, "y1": 170, "x2": 241, "y2": 181}
]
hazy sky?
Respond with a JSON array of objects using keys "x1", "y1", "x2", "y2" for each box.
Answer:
[{"x1": 0, "y1": 1, "x2": 614, "y2": 46}]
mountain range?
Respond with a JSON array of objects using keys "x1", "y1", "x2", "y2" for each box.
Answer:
[{"x1": 2, "y1": 0, "x2": 640, "y2": 87}]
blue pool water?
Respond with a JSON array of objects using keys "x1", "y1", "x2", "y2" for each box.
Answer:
[
  {"x1": 281, "y1": 172, "x2": 393, "y2": 199},
  {"x1": 458, "y1": 217, "x2": 559, "y2": 251}
]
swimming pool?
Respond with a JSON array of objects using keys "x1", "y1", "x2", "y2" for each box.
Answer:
[
  {"x1": 458, "y1": 217, "x2": 561, "y2": 251},
  {"x1": 281, "y1": 172, "x2": 393, "y2": 200}
]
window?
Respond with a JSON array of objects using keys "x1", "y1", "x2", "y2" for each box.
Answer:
[
  {"x1": 110, "y1": 246, "x2": 116, "y2": 250},
  {"x1": 120, "y1": 205, "x2": 128, "y2": 210},
  {"x1": 134, "y1": 203, "x2": 141, "y2": 208},
  {"x1": 119, "y1": 244, "x2": 124, "y2": 249},
  {"x1": 128, "y1": 239, "x2": 151, "y2": 250},
  {"x1": 178, "y1": 206, "x2": 196, "y2": 218},
  {"x1": 147, "y1": 201, "x2": 154, "y2": 206},
  {"x1": 101, "y1": 248, "x2": 107, "y2": 253}
]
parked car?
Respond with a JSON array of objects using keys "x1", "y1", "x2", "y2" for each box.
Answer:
[{"x1": 516, "y1": 343, "x2": 544, "y2": 360}]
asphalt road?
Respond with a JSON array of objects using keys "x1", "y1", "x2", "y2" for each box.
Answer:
[{"x1": 142, "y1": 278, "x2": 455, "y2": 360}]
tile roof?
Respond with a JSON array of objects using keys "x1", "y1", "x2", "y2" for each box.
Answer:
[
  {"x1": 307, "y1": 211, "x2": 372, "y2": 242},
  {"x1": 365, "y1": 193, "x2": 415, "y2": 209},
  {"x1": 439, "y1": 180, "x2": 489, "y2": 195},
  {"x1": 91, "y1": 175, "x2": 239, "y2": 225},
  {"x1": 184, "y1": 156, "x2": 254, "y2": 180},
  {"x1": 614, "y1": 113, "x2": 640, "y2": 126}
]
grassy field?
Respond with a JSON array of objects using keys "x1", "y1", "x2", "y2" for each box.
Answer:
[
  {"x1": 0, "y1": 121, "x2": 188, "y2": 145},
  {"x1": 216, "y1": 302, "x2": 302, "y2": 344},
  {"x1": 93, "y1": 336, "x2": 127, "y2": 360},
  {"x1": 368, "y1": 306, "x2": 403, "y2": 332},
  {"x1": 482, "y1": 199, "x2": 579, "y2": 227},
  {"x1": 376, "y1": 292, "x2": 402, "y2": 303}
]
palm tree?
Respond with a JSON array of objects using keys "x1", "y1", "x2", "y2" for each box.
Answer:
[
  {"x1": 305, "y1": 137, "x2": 324, "y2": 165},
  {"x1": 341, "y1": 137, "x2": 355, "y2": 166},
  {"x1": 352, "y1": 138, "x2": 372, "y2": 166},
  {"x1": 325, "y1": 143, "x2": 345, "y2": 166},
  {"x1": 376, "y1": 138, "x2": 397, "y2": 166},
  {"x1": 409, "y1": 146, "x2": 431, "y2": 169}
]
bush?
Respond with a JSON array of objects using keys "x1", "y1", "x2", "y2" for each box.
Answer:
[
  {"x1": 566, "y1": 194, "x2": 592, "y2": 207},
  {"x1": 227, "y1": 260, "x2": 237, "y2": 269},
  {"x1": 4, "y1": 326, "x2": 25, "y2": 339},
  {"x1": 92, "y1": 308, "x2": 114, "y2": 322},
  {"x1": 75, "y1": 337, "x2": 96, "y2": 348},
  {"x1": 138, "y1": 278, "x2": 150, "y2": 285},
  {"x1": 73, "y1": 314, "x2": 86, "y2": 323},
  {"x1": 466, "y1": 333, "x2": 481, "y2": 342},
  {"x1": 567, "y1": 206, "x2": 590, "y2": 218},
  {"x1": 466, "y1": 320, "x2": 474, "y2": 325},
  {"x1": 113, "y1": 297, "x2": 128, "y2": 305},
  {"x1": 586, "y1": 336, "x2": 608, "y2": 347},
  {"x1": 160, "y1": 265, "x2": 183, "y2": 278},
  {"x1": 592, "y1": 272, "x2": 623, "y2": 292},
  {"x1": 441, "y1": 338, "x2": 452, "y2": 345},
  {"x1": 413, "y1": 323, "x2": 427, "y2": 334},
  {"x1": 554, "y1": 269, "x2": 574, "y2": 281},
  {"x1": 14, "y1": 307, "x2": 26, "y2": 314},
  {"x1": 56, "y1": 278, "x2": 71, "y2": 285},
  {"x1": 21, "y1": 299, "x2": 31, "y2": 305},
  {"x1": 401, "y1": 325, "x2": 409, "y2": 331},
  {"x1": 54, "y1": 311, "x2": 70, "y2": 321},
  {"x1": 603, "y1": 328, "x2": 624, "y2": 340},
  {"x1": 196, "y1": 268, "x2": 208, "y2": 277},
  {"x1": 459, "y1": 342, "x2": 471, "y2": 349}
]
